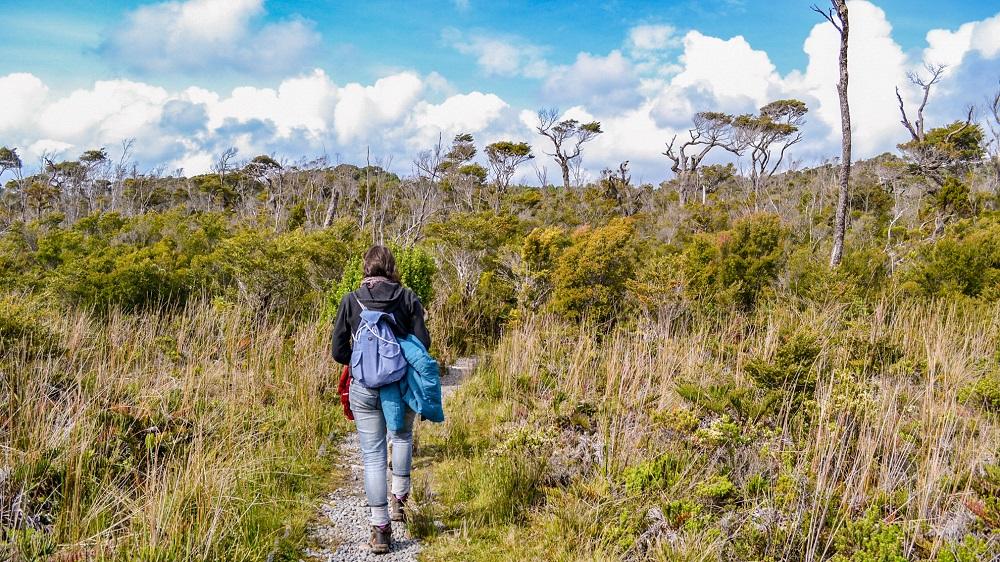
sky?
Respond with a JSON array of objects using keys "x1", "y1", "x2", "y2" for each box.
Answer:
[{"x1": 1, "y1": 0, "x2": 998, "y2": 183}]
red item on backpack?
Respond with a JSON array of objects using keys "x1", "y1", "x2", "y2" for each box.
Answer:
[{"x1": 338, "y1": 365, "x2": 354, "y2": 420}]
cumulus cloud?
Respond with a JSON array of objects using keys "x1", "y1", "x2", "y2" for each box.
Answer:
[
  {"x1": 100, "y1": 0, "x2": 320, "y2": 75},
  {"x1": 0, "y1": 73, "x2": 49, "y2": 137},
  {"x1": 543, "y1": 51, "x2": 642, "y2": 113},
  {"x1": 5, "y1": 1, "x2": 999, "y2": 183},
  {"x1": 527, "y1": 1, "x2": 999, "y2": 180},
  {"x1": 0, "y1": 69, "x2": 517, "y2": 175},
  {"x1": 923, "y1": 12, "x2": 1000, "y2": 69}
]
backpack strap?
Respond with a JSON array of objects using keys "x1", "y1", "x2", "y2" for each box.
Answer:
[{"x1": 355, "y1": 296, "x2": 368, "y2": 311}]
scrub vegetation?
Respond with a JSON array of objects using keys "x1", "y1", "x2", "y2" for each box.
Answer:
[{"x1": 2, "y1": 76, "x2": 1000, "y2": 560}]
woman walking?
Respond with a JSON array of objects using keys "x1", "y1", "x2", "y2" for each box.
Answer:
[{"x1": 331, "y1": 245, "x2": 438, "y2": 554}]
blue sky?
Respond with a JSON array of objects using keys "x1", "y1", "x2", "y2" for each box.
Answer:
[{"x1": 1, "y1": 0, "x2": 998, "y2": 180}]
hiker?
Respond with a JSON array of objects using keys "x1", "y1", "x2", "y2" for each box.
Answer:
[{"x1": 331, "y1": 245, "x2": 443, "y2": 554}]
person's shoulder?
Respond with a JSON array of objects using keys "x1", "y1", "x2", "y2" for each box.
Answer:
[
  {"x1": 340, "y1": 290, "x2": 358, "y2": 307},
  {"x1": 400, "y1": 286, "x2": 422, "y2": 305}
]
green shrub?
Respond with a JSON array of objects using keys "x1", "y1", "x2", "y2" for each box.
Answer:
[
  {"x1": 935, "y1": 535, "x2": 993, "y2": 562},
  {"x1": 680, "y1": 214, "x2": 786, "y2": 311},
  {"x1": 695, "y1": 474, "x2": 735, "y2": 503},
  {"x1": 622, "y1": 451, "x2": 690, "y2": 494},
  {"x1": 960, "y1": 370, "x2": 1000, "y2": 412},
  {"x1": 745, "y1": 328, "x2": 821, "y2": 395},
  {"x1": 0, "y1": 294, "x2": 60, "y2": 356},
  {"x1": 830, "y1": 511, "x2": 907, "y2": 562},
  {"x1": 901, "y1": 214, "x2": 1000, "y2": 299},
  {"x1": 550, "y1": 217, "x2": 640, "y2": 323}
]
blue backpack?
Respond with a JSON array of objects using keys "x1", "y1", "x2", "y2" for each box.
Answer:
[{"x1": 350, "y1": 298, "x2": 408, "y2": 388}]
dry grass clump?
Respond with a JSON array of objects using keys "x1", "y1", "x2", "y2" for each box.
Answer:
[
  {"x1": 418, "y1": 300, "x2": 1000, "y2": 560},
  {"x1": 1, "y1": 297, "x2": 345, "y2": 560}
]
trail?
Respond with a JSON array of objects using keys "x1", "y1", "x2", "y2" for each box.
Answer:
[{"x1": 303, "y1": 358, "x2": 476, "y2": 561}]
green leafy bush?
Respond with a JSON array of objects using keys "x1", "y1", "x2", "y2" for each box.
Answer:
[
  {"x1": 680, "y1": 213, "x2": 786, "y2": 311},
  {"x1": 550, "y1": 217, "x2": 640, "y2": 323},
  {"x1": 830, "y1": 511, "x2": 907, "y2": 562},
  {"x1": 901, "y1": 214, "x2": 1000, "y2": 299},
  {"x1": 621, "y1": 451, "x2": 689, "y2": 494}
]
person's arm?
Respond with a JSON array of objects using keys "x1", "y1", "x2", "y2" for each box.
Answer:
[
  {"x1": 331, "y1": 294, "x2": 354, "y2": 365},
  {"x1": 410, "y1": 293, "x2": 431, "y2": 350}
]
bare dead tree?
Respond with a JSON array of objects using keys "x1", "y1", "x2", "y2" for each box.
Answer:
[
  {"x1": 896, "y1": 64, "x2": 946, "y2": 144},
  {"x1": 663, "y1": 111, "x2": 743, "y2": 205},
  {"x1": 536, "y1": 108, "x2": 603, "y2": 189},
  {"x1": 533, "y1": 164, "x2": 548, "y2": 188},
  {"x1": 813, "y1": 0, "x2": 852, "y2": 267}
]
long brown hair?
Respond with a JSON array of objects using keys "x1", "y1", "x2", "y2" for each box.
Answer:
[{"x1": 362, "y1": 245, "x2": 400, "y2": 283}]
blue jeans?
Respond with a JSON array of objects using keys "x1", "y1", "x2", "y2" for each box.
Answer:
[{"x1": 349, "y1": 383, "x2": 415, "y2": 526}]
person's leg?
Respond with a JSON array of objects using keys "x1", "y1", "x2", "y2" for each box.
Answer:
[
  {"x1": 387, "y1": 407, "x2": 417, "y2": 499},
  {"x1": 349, "y1": 383, "x2": 390, "y2": 527}
]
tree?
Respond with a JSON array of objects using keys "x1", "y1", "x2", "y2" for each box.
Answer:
[
  {"x1": 733, "y1": 99, "x2": 808, "y2": 200},
  {"x1": 440, "y1": 133, "x2": 487, "y2": 211},
  {"x1": 244, "y1": 155, "x2": 284, "y2": 229},
  {"x1": 485, "y1": 141, "x2": 534, "y2": 211},
  {"x1": 536, "y1": 108, "x2": 603, "y2": 189},
  {"x1": 697, "y1": 163, "x2": 735, "y2": 204},
  {"x1": 0, "y1": 147, "x2": 21, "y2": 180},
  {"x1": 813, "y1": 1, "x2": 852, "y2": 267},
  {"x1": 895, "y1": 64, "x2": 979, "y2": 188},
  {"x1": 664, "y1": 111, "x2": 743, "y2": 205}
]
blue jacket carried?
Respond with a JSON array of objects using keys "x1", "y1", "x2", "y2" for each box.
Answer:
[{"x1": 379, "y1": 334, "x2": 445, "y2": 431}]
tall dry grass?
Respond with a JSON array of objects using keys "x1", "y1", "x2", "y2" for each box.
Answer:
[
  {"x1": 1, "y1": 298, "x2": 344, "y2": 560},
  {"x1": 475, "y1": 299, "x2": 999, "y2": 559}
]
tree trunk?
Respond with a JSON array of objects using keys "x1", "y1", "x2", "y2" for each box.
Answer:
[
  {"x1": 560, "y1": 160, "x2": 571, "y2": 189},
  {"x1": 829, "y1": 0, "x2": 851, "y2": 268}
]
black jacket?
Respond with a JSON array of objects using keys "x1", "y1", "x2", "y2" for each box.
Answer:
[{"x1": 331, "y1": 281, "x2": 431, "y2": 365}]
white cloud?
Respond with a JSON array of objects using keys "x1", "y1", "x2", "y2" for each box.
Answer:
[
  {"x1": 100, "y1": 0, "x2": 320, "y2": 75},
  {"x1": 333, "y1": 72, "x2": 425, "y2": 143},
  {"x1": 543, "y1": 50, "x2": 641, "y2": 112},
  {"x1": 672, "y1": 31, "x2": 781, "y2": 108},
  {"x1": 445, "y1": 29, "x2": 550, "y2": 78},
  {"x1": 414, "y1": 92, "x2": 508, "y2": 135},
  {"x1": 0, "y1": 73, "x2": 49, "y2": 136},
  {"x1": 923, "y1": 12, "x2": 1000, "y2": 69},
  {"x1": 38, "y1": 80, "x2": 169, "y2": 142},
  {"x1": 628, "y1": 24, "x2": 680, "y2": 52},
  {"x1": 5, "y1": 1, "x2": 1000, "y2": 182}
]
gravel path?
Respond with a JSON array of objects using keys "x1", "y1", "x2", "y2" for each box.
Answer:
[{"x1": 303, "y1": 358, "x2": 477, "y2": 561}]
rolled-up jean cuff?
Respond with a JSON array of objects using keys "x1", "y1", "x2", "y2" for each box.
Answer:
[{"x1": 392, "y1": 474, "x2": 411, "y2": 497}]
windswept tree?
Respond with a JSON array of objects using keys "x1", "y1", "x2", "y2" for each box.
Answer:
[
  {"x1": 813, "y1": 0, "x2": 852, "y2": 267},
  {"x1": 440, "y1": 133, "x2": 487, "y2": 211},
  {"x1": 536, "y1": 108, "x2": 603, "y2": 189},
  {"x1": 664, "y1": 111, "x2": 743, "y2": 205},
  {"x1": 896, "y1": 64, "x2": 981, "y2": 188},
  {"x1": 0, "y1": 147, "x2": 21, "y2": 180},
  {"x1": 244, "y1": 155, "x2": 284, "y2": 228},
  {"x1": 733, "y1": 99, "x2": 809, "y2": 199},
  {"x1": 485, "y1": 140, "x2": 533, "y2": 211}
]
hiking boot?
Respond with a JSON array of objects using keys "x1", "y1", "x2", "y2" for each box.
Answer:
[
  {"x1": 370, "y1": 523, "x2": 391, "y2": 554},
  {"x1": 389, "y1": 493, "x2": 407, "y2": 522}
]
